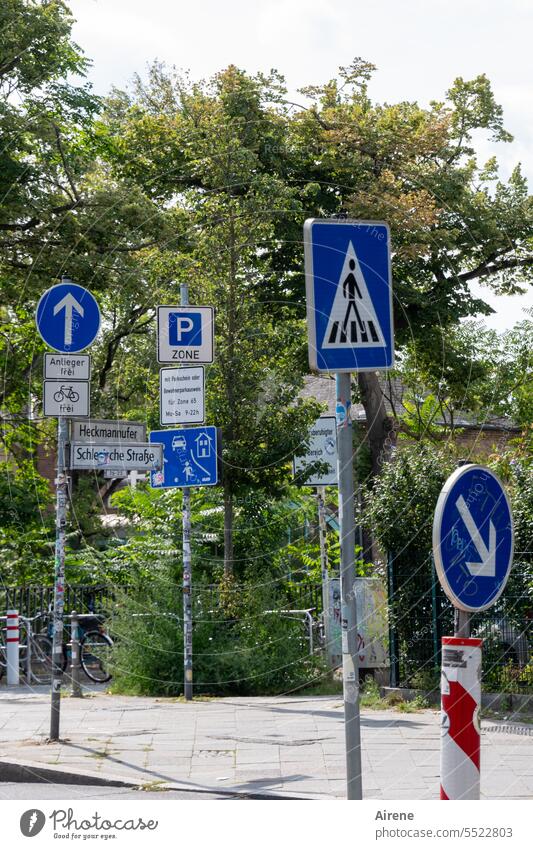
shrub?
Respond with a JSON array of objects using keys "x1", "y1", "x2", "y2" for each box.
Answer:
[{"x1": 108, "y1": 571, "x2": 325, "y2": 696}]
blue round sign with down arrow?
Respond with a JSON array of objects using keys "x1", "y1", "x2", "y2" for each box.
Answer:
[
  {"x1": 433, "y1": 464, "x2": 514, "y2": 612},
  {"x1": 36, "y1": 282, "x2": 101, "y2": 353}
]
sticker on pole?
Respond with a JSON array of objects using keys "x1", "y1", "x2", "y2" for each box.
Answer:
[
  {"x1": 433, "y1": 464, "x2": 514, "y2": 612},
  {"x1": 304, "y1": 219, "x2": 393, "y2": 373}
]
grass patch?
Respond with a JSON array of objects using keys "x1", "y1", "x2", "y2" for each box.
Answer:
[
  {"x1": 139, "y1": 780, "x2": 169, "y2": 792},
  {"x1": 360, "y1": 679, "x2": 430, "y2": 712}
]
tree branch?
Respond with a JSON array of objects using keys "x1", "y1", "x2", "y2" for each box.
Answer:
[{"x1": 53, "y1": 124, "x2": 81, "y2": 202}]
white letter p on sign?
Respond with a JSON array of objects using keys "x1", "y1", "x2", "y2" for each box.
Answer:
[{"x1": 176, "y1": 317, "x2": 194, "y2": 341}]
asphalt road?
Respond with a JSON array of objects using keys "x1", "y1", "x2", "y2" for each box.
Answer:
[{"x1": 0, "y1": 783, "x2": 242, "y2": 800}]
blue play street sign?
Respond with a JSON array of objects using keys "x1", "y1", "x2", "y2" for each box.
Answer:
[
  {"x1": 36, "y1": 281, "x2": 101, "y2": 353},
  {"x1": 433, "y1": 465, "x2": 514, "y2": 612},
  {"x1": 304, "y1": 219, "x2": 393, "y2": 373},
  {"x1": 149, "y1": 426, "x2": 219, "y2": 488}
]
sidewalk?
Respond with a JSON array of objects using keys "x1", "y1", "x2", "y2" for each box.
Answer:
[{"x1": 1, "y1": 686, "x2": 532, "y2": 799}]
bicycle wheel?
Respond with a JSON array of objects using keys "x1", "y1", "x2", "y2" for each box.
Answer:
[
  {"x1": 53, "y1": 390, "x2": 64, "y2": 402},
  {"x1": 30, "y1": 634, "x2": 54, "y2": 683},
  {"x1": 80, "y1": 631, "x2": 113, "y2": 683}
]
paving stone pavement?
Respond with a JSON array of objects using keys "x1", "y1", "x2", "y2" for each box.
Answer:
[{"x1": 0, "y1": 685, "x2": 532, "y2": 799}]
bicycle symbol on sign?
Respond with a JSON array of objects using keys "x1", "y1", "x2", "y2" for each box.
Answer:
[{"x1": 53, "y1": 385, "x2": 80, "y2": 403}]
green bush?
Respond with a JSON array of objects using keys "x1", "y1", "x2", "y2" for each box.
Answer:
[{"x1": 108, "y1": 572, "x2": 325, "y2": 697}]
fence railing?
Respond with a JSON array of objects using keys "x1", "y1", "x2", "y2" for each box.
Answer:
[
  {"x1": 387, "y1": 552, "x2": 533, "y2": 690},
  {"x1": 1, "y1": 582, "x2": 325, "y2": 620}
]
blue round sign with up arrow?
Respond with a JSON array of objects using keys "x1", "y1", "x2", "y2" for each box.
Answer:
[
  {"x1": 36, "y1": 282, "x2": 101, "y2": 353},
  {"x1": 433, "y1": 464, "x2": 514, "y2": 612}
]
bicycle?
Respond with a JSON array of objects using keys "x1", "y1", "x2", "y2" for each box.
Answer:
[
  {"x1": 45, "y1": 613, "x2": 114, "y2": 683},
  {"x1": 53, "y1": 385, "x2": 79, "y2": 403}
]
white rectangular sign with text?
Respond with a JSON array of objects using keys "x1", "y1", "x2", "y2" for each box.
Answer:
[
  {"x1": 43, "y1": 380, "x2": 90, "y2": 417},
  {"x1": 160, "y1": 366, "x2": 205, "y2": 425}
]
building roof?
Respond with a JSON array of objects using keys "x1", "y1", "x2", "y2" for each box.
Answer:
[{"x1": 301, "y1": 374, "x2": 519, "y2": 432}]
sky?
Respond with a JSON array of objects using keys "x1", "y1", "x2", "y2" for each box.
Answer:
[{"x1": 68, "y1": 0, "x2": 533, "y2": 332}]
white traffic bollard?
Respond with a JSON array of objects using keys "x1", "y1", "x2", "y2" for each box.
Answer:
[
  {"x1": 6, "y1": 609, "x2": 20, "y2": 686},
  {"x1": 440, "y1": 636, "x2": 482, "y2": 800}
]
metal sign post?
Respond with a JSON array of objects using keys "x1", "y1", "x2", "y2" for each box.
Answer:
[
  {"x1": 50, "y1": 414, "x2": 68, "y2": 740},
  {"x1": 433, "y1": 463, "x2": 514, "y2": 800},
  {"x1": 317, "y1": 486, "x2": 333, "y2": 667},
  {"x1": 36, "y1": 276, "x2": 100, "y2": 742},
  {"x1": 154, "y1": 290, "x2": 217, "y2": 701},
  {"x1": 336, "y1": 373, "x2": 363, "y2": 800},
  {"x1": 180, "y1": 283, "x2": 194, "y2": 702},
  {"x1": 305, "y1": 219, "x2": 393, "y2": 800}
]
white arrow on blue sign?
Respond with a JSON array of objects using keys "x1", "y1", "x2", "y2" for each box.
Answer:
[
  {"x1": 149, "y1": 426, "x2": 219, "y2": 488},
  {"x1": 304, "y1": 219, "x2": 394, "y2": 373},
  {"x1": 432, "y1": 464, "x2": 514, "y2": 612},
  {"x1": 36, "y1": 282, "x2": 101, "y2": 353}
]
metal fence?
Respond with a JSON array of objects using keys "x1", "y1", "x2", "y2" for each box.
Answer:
[
  {"x1": 387, "y1": 551, "x2": 533, "y2": 691},
  {"x1": 0, "y1": 584, "x2": 114, "y2": 619},
  {"x1": 5, "y1": 567, "x2": 530, "y2": 692},
  {"x1": 1, "y1": 581, "x2": 324, "y2": 621}
]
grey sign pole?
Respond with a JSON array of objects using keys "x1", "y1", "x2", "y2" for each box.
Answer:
[
  {"x1": 336, "y1": 372, "x2": 363, "y2": 800},
  {"x1": 180, "y1": 282, "x2": 193, "y2": 701},
  {"x1": 455, "y1": 609, "x2": 471, "y2": 638},
  {"x1": 50, "y1": 415, "x2": 68, "y2": 740},
  {"x1": 317, "y1": 486, "x2": 332, "y2": 666}
]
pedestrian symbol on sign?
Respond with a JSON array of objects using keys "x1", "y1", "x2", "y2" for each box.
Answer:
[{"x1": 323, "y1": 241, "x2": 385, "y2": 348}]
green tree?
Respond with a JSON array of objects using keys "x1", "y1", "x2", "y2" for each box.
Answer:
[
  {"x1": 97, "y1": 65, "x2": 322, "y2": 575},
  {"x1": 286, "y1": 59, "x2": 533, "y2": 474}
]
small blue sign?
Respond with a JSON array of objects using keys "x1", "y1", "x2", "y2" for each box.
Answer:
[
  {"x1": 304, "y1": 219, "x2": 393, "y2": 373},
  {"x1": 149, "y1": 426, "x2": 219, "y2": 488},
  {"x1": 433, "y1": 465, "x2": 514, "y2": 612},
  {"x1": 168, "y1": 312, "x2": 202, "y2": 346},
  {"x1": 36, "y1": 282, "x2": 101, "y2": 353}
]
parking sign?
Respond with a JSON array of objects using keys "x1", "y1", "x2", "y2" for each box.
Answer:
[{"x1": 157, "y1": 306, "x2": 214, "y2": 364}]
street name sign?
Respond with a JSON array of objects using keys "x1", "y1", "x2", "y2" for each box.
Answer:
[
  {"x1": 157, "y1": 306, "x2": 214, "y2": 364},
  {"x1": 43, "y1": 381, "x2": 89, "y2": 417},
  {"x1": 160, "y1": 366, "x2": 205, "y2": 425},
  {"x1": 293, "y1": 415, "x2": 338, "y2": 486},
  {"x1": 149, "y1": 426, "x2": 218, "y2": 488},
  {"x1": 304, "y1": 219, "x2": 393, "y2": 373},
  {"x1": 71, "y1": 419, "x2": 146, "y2": 443},
  {"x1": 44, "y1": 354, "x2": 91, "y2": 380},
  {"x1": 70, "y1": 442, "x2": 163, "y2": 472},
  {"x1": 36, "y1": 282, "x2": 101, "y2": 353},
  {"x1": 433, "y1": 464, "x2": 514, "y2": 612}
]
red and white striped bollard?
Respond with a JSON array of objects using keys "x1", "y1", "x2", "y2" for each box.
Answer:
[
  {"x1": 440, "y1": 636, "x2": 482, "y2": 800},
  {"x1": 6, "y1": 609, "x2": 20, "y2": 686}
]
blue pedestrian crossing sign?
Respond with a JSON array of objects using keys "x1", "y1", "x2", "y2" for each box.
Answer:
[
  {"x1": 36, "y1": 281, "x2": 101, "y2": 353},
  {"x1": 149, "y1": 426, "x2": 219, "y2": 488},
  {"x1": 433, "y1": 465, "x2": 514, "y2": 612},
  {"x1": 304, "y1": 219, "x2": 394, "y2": 373}
]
